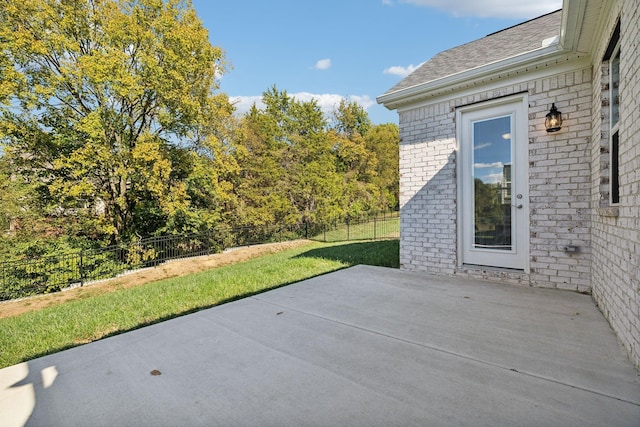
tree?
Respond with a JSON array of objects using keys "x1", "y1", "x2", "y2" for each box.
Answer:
[
  {"x1": 365, "y1": 123, "x2": 399, "y2": 210},
  {"x1": 232, "y1": 89, "x2": 296, "y2": 228},
  {"x1": 331, "y1": 100, "x2": 382, "y2": 217},
  {"x1": 0, "y1": 0, "x2": 232, "y2": 242},
  {"x1": 235, "y1": 87, "x2": 343, "y2": 227},
  {"x1": 332, "y1": 99, "x2": 371, "y2": 138},
  {"x1": 473, "y1": 178, "x2": 504, "y2": 232},
  {"x1": 285, "y1": 97, "x2": 343, "y2": 225},
  {"x1": 0, "y1": 153, "x2": 39, "y2": 235}
]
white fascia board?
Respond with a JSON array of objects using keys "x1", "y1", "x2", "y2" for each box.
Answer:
[
  {"x1": 377, "y1": 45, "x2": 584, "y2": 110},
  {"x1": 559, "y1": 0, "x2": 587, "y2": 51}
]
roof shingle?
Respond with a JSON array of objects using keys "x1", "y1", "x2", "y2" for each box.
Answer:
[{"x1": 384, "y1": 10, "x2": 562, "y2": 95}]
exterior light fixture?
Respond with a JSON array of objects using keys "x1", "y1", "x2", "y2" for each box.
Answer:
[{"x1": 545, "y1": 103, "x2": 562, "y2": 132}]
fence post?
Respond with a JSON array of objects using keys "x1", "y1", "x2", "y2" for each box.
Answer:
[
  {"x1": 374, "y1": 217, "x2": 377, "y2": 240},
  {"x1": 79, "y1": 251, "x2": 84, "y2": 287},
  {"x1": 347, "y1": 219, "x2": 350, "y2": 241},
  {"x1": 305, "y1": 222, "x2": 308, "y2": 239}
]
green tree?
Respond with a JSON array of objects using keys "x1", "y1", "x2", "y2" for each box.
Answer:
[
  {"x1": 0, "y1": 0, "x2": 232, "y2": 242},
  {"x1": 365, "y1": 123, "x2": 399, "y2": 210},
  {"x1": 151, "y1": 106, "x2": 241, "y2": 235},
  {"x1": 473, "y1": 178, "x2": 510, "y2": 244},
  {"x1": 285, "y1": 96, "x2": 342, "y2": 225},
  {"x1": 235, "y1": 87, "x2": 343, "y2": 227},
  {"x1": 332, "y1": 99, "x2": 371, "y2": 138},
  {"x1": 331, "y1": 100, "x2": 382, "y2": 217},
  {"x1": 233, "y1": 93, "x2": 295, "y2": 227},
  {"x1": 0, "y1": 153, "x2": 39, "y2": 236}
]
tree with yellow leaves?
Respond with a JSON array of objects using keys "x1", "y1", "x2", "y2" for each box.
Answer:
[{"x1": 0, "y1": 0, "x2": 233, "y2": 242}]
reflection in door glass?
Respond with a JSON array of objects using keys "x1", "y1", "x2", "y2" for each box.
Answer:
[{"x1": 472, "y1": 116, "x2": 512, "y2": 250}]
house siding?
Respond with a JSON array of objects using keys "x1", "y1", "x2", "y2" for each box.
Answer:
[{"x1": 589, "y1": 0, "x2": 640, "y2": 369}]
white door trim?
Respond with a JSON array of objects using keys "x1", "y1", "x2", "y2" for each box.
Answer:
[{"x1": 456, "y1": 94, "x2": 529, "y2": 272}]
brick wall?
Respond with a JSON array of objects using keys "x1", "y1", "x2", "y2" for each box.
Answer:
[
  {"x1": 399, "y1": 67, "x2": 593, "y2": 292},
  {"x1": 398, "y1": 0, "x2": 639, "y2": 368},
  {"x1": 399, "y1": 104, "x2": 457, "y2": 274},
  {"x1": 589, "y1": 0, "x2": 640, "y2": 369},
  {"x1": 528, "y1": 70, "x2": 593, "y2": 292}
]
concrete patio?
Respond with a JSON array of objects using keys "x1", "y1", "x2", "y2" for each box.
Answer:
[{"x1": 1, "y1": 265, "x2": 639, "y2": 426}]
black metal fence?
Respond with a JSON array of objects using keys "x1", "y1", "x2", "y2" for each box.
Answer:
[{"x1": 0, "y1": 211, "x2": 399, "y2": 301}]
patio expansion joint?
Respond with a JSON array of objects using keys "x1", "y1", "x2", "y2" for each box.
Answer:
[{"x1": 252, "y1": 296, "x2": 640, "y2": 408}]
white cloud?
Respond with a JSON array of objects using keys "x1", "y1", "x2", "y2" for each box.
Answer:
[
  {"x1": 347, "y1": 95, "x2": 376, "y2": 109},
  {"x1": 231, "y1": 93, "x2": 375, "y2": 118},
  {"x1": 475, "y1": 162, "x2": 503, "y2": 169},
  {"x1": 313, "y1": 58, "x2": 332, "y2": 70},
  {"x1": 230, "y1": 96, "x2": 264, "y2": 115},
  {"x1": 398, "y1": 0, "x2": 562, "y2": 19},
  {"x1": 383, "y1": 63, "x2": 423, "y2": 78},
  {"x1": 382, "y1": 0, "x2": 394, "y2": 5},
  {"x1": 293, "y1": 92, "x2": 343, "y2": 112}
]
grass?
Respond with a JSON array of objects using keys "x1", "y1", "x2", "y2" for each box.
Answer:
[{"x1": 0, "y1": 239, "x2": 399, "y2": 369}]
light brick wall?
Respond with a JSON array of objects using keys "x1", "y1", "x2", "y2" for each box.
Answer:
[
  {"x1": 399, "y1": 67, "x2": 593, "y2": 292},
  {"x1": 398, "y1": 1, "x2": 639, "y2": 368},
  {"x1": 528, "y1": 70, "x2": 593, "y2": 292},
  {"x1": 399, "y1": 104, "x2": 457, "y2": 274},
  {"x1": 589, "y1": 0, "x2": 640, "y2": 369}
]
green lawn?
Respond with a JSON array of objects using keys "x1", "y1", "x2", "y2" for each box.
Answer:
[
  {"x1": 0, "y1": 239, "x2": 399, "y2": 369},
  {"x1": 313, "y1": 215, "x2": 399, "y2": 242}
]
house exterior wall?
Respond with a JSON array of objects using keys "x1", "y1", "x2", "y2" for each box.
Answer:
[
  {"x1": 399, "y1": 105, "x2": 457, "y2": 275},
  {"x1": 397, "y1": 0, "x2": 639, "y2": 369},
  {"x1": 399, "y1": 65, "x2": 593, "y2": 291},
  {"x1": 589, "y1": 0, "x2": 640, "y2": 369}
]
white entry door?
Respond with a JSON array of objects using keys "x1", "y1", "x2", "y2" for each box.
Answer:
[{"x1": 457, "y1": 96, "x2": 529, "y2": 271}]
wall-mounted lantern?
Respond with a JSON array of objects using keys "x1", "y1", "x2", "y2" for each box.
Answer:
[{"x1": 545, "y1": 103, "x2": 562, "y2": 133}]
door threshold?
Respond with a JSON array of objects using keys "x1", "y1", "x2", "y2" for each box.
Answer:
[{"x1": 460, "y1": 264, "x2": 527, "y2": 273}]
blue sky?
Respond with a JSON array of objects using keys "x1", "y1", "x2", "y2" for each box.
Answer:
[
  {"x1": 473, "y1": 115, "x2": 512, "y2": 185},
  {"x1": 191, "y1": 0, "x2": 562, "y2": 124}
]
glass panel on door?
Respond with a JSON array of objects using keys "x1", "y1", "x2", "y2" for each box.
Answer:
[{"x1": 472, "y1": 116, "x2": 512, "y2": 251}]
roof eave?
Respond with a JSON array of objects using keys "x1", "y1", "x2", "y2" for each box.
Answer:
[
  {"x1": 377, "y1": 44, "x2": 575, "y2": 110},
  {"x1": 559, "y1": 0, "x2": 587, "y2": 51}
]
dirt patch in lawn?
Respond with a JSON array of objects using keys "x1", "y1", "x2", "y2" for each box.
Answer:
[{"x1": 0, "y1": 240, "x2": 311, "y2": 320}]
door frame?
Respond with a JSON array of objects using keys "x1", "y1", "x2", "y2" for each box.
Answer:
[{"x1": 456, "y1": 94, "x2": 529, "y2": 272}]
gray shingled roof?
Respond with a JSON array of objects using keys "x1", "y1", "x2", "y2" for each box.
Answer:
[{"x1": 384, "y1": 10, "x2": 562, "y2": 95}]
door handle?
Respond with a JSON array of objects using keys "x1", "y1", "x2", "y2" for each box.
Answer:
[{"x1": 512, "y1": 204, "x2": 523, "y2": 209}]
